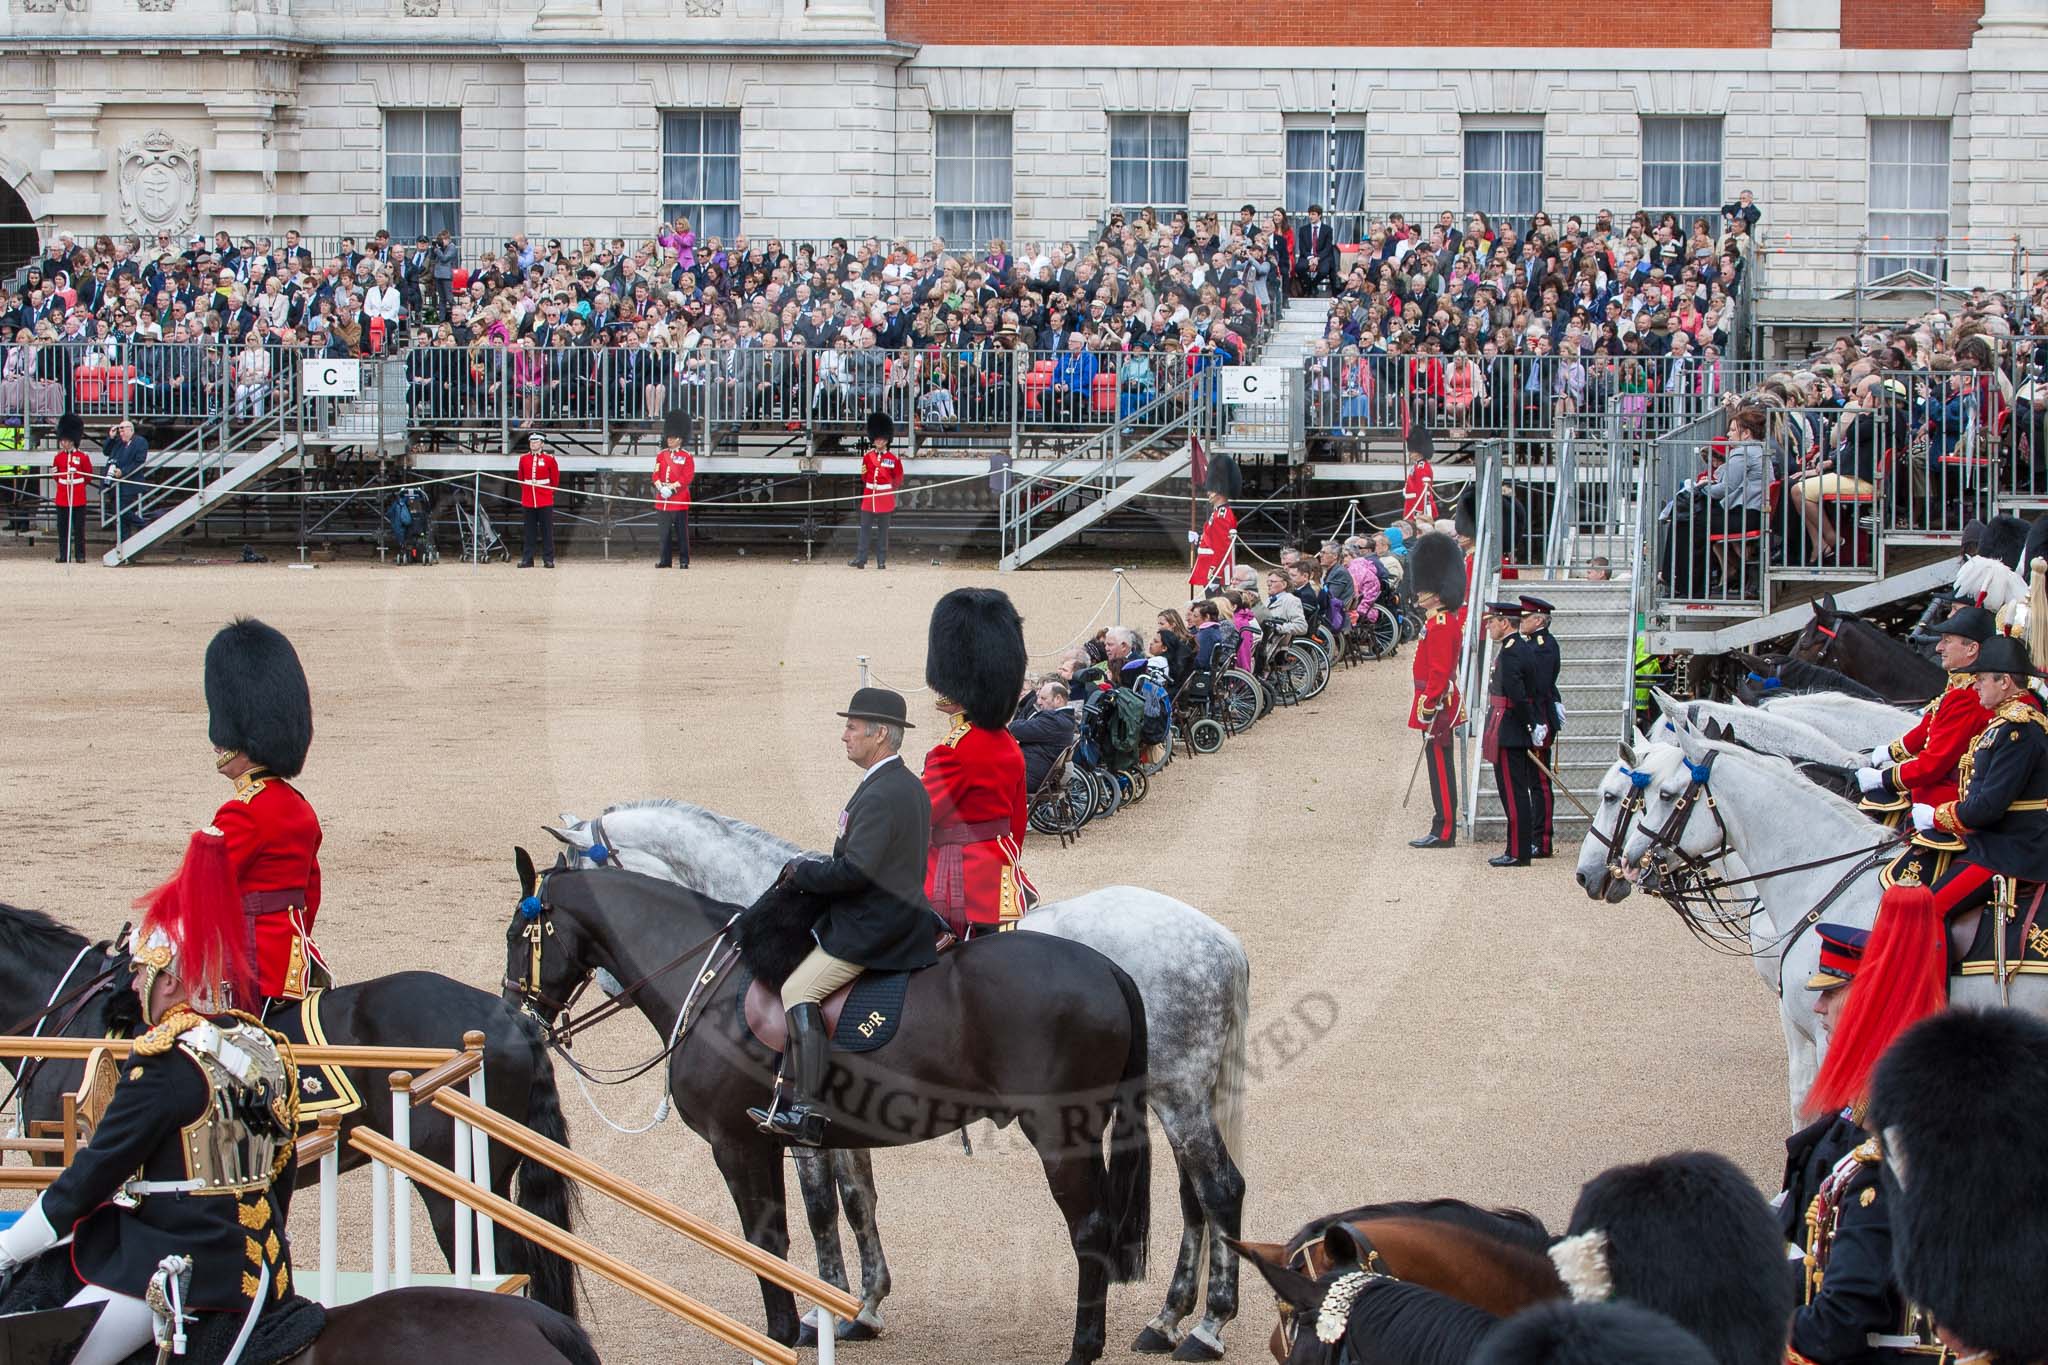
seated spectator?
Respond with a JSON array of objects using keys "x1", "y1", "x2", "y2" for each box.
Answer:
[
  {"x1": 1009, "y1": 678, "x2": 1078, "y2": 793},
  {"x1": 1189, "y1": 600, "x2": 1226, "y2": 670},
  {"x1": 1153, "y1": 609, "x2": 1195, "y2": 684},
  {"x1": 1260, "y1": 570, "x2": 1307, "y2": 641}
]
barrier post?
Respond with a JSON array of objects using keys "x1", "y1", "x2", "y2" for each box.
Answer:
[
  {"x1": 370, "y1": 1156, "x2": 389, "y2": 1295},
  {"x1": 317, "y1": 1112, "x2": 340, "y2": 1307},
  {"x1": 390, "y1": 1071, "x2": 413, "y2": 1287},
  {"x1": 466, "y1": 1036, "x2": 496, "y2": 1278},
  {"x1": 1114, "y1": 567, "x2": 1124, "y2": 625},
  {"x1": 471, "y1": 470, "x2": 482, "y2": 565},
  {"x1": 857, "y1": 655, "x2": 870, "y2": 688}
]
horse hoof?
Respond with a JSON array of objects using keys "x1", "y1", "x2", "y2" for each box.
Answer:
[
  {"x1": 1171, "y1": 1333, "x2": 1225, "y2": 1362},
  {"x1": 796, "y1": 1323, "x2": 818, "y2": 1349},
  {"x1": 1131, "y1": 1326, "x2": 1178, "y2": 1354},
  {"x1": 837, "y1": 1317, "x2": 882, "y2": 1342}
]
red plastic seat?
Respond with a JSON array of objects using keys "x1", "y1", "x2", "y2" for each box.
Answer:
[
  {"x1": 1024, "y1": 371, "x2": 1051, "y2": 412},
  {"x1": 73, "y1": 366, "x2": 106, "y2": 404},
  {"x1": 1091, "y1": 371, "x2": 1117, "y2": 413},
  {"x1": 451, "y1": 267, "x2": 470, "y2": 294}
]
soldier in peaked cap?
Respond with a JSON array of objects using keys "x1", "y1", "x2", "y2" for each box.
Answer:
[
  {"x1": 653, "y1": 408, "x2": 696, "y2": 569},
  {"x1": 1480, "y1": 599, "x2": 1536, "y2": 866},
  {"x1": 204, "y1": 618, "x2": 326, "y2": 1009},
  {"x1": 1189, "y1": 452, "x2": 1240, "y2": 591},
  {"x1": 921, "y1": 588, "x2": 1034, "y2": 937},
  {"x1": 850, "y1": 410, "x2": 904, "y2": 570},
  {"x1": 1407, "y1": 531, "x2": 1466, "y2": 849},
  {"x1": 50, "y1": 412, "x2": 93, "y2": 564},
  {"x1": 1517, "y1": 595, "x2": 1563, "y2": 858},
  {"x1": 1867, "y1": 1008, "x2": 2048, "y2": 1365}
]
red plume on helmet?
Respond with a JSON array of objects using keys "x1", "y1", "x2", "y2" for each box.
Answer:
[
  {"x1": 1802, "y1": 881, "x2": 1948, "y2": 1117},
  {"x1": 135, "y1": 828, "x2": 255, "y2": 1012}
]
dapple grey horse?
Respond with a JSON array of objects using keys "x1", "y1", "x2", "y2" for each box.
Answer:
[{"x1": 547, "y1": 799, "x2": 1252, "y2": 1361}]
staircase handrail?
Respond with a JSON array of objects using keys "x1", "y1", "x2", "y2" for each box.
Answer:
[
  {"x1": 101, "y1": 406, "x2": 288, "y2": 531},
  {"x1": 998, "y1": 372, "x2": 1208, "y2": 555}
]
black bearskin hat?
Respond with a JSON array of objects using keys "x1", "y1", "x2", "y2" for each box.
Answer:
[
  {"x1": 1867, "y1": 1008, "x2": 2048, "y2": 1363},
  {"x1": 1408, "y1": 531, "x2": 1466, "y2": 612},
  {"x1": 2021, "y1": 514, "x2": 2048, "y2": 581},
  {"x1": 56, "y1": 412, "x2": 85, "y2": 444},
  {"x1": 1453, "y1": 484, "x2": 1477, "y2": 541},
  {"x1": 1206, "y1": 452, "x2": 1242, "y2": 501},
  {"x1": 661, "y1": 408, "x2": 691, "y2": 442},
  {"x1": 926, "y1": 588, "x2": 1026, "y2": 731},
  {"x1": 204, "y1": 618, "x2": 313, "y2": 778},
  {"x1": 866, "y1": 410, "x2": 895, "y2": 444},
  {"x1": 1979, "y1": 512, "x2": 2029, "y2": 569},
  {"x1": 1406, "y1": 422, "x2": 1435, "y2": 461},
  {"x1": 1557, "y1": 1152, "x2": 1792, "y2": 1365},
  {"x1": 1473, "y1": 1302, "x2": 1716, "y2": 1365}
]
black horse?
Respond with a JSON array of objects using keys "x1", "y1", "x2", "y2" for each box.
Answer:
[
  {"x1": 1788, "y1": 597, "x2": 1945, "y2": 704},
  {"x1": 504, "y1": 858, "x2": 1152, "y2": 1365},
  {"x1": 0, "y1": 902, "x2": 579, "y2": 1319}
]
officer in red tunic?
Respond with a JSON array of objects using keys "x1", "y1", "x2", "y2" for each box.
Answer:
[
  {"x1": 653, "y1": 410, "x2": 695, "y2": 570},
  {"x1": 920, "y1": 587, "x2": 1034, "y2": 937},
  {"x1": 516, "y1": 433, "x2": 558, "y2": 568},
  {"x1": 205, "y1": 618, "x2": 326, "y2": 1009},
  {"x1": 51, "y1": 412, "x2": 93, "y2": 564},
  {"x1": 1854, "y1": 603, "x2": 1995, "y2": 870},
  {"x1": 850, "y1": 411, "x2": 903, "y2": 570},
  {"x1": 1407, "y1": 531, "x2": 1467, "y2": 848},
  {"x1": 1189, "y1": 453, "x2": 1239, "y2": 591}
]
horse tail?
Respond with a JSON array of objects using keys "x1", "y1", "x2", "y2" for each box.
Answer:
[
  {"x1": 1102, "y1": 960, "x2": 1151, "y2": 1284},
  {"x1": 510, "y1": 1038, "x2": 583, "y2": 1320},
  {"x1": 1212, "y1": 937, "x2": 1250, "y2": 1164},
  {"x1": 533, "y1": 1303, "x2": 602, "y2": 1365}
]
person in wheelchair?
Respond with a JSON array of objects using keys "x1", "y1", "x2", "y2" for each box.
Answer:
[{"x1": 1010, "y1": 678, "x2": 1078, "y2": 794}]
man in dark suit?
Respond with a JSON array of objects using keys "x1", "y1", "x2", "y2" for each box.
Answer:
[
  {"x1": 103, "y1": 419, "x2": 150, "y2": 540},
  {"x1": 749, "y1": 687, "x2": 939, "y2": 1145},
  {"x1": 1292, "y1": 205, "x2": 1337, "y2": 297}
]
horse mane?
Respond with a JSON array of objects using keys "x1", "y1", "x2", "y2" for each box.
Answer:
[
  {"x1": 1773, "y1": 658, "x2": 1888, "y2": 703},
  {"x1": 0, "y1": 902, "x2": 88, "y2": 961},
  {"x1": 600, "y1": 798, "x2": 802, "y2": 856},
  {"x1": 1334, "y1": 1276, "x2": 1501, "y2": 1365},
  {"x1": 1286, "y1": 1198, "x2": 1552, "y2": 1258},
  {"x1": 1695, "y1": 738, "x2": 1877, "y2": 841}
]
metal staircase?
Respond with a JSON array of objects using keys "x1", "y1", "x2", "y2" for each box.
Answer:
[{"x1": 102, "y1": 416, "x2": 295, "y2": 565}]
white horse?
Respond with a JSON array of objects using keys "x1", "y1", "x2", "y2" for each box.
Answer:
[
  {"x1": 1754, "y1": 691, "x2": 1914, "y2": 756},
  {"x1": 1650, "y1": 690, "x2": 1865, "y2": 769},
  {"x1": 546, "y1": 800, "x2": 1252, "y2": 1361}
]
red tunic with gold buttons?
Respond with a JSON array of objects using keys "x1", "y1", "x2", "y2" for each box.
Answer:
[
  {"x1": 860, "y1": 446, "x2": 903, "y2": 514},
  {"x1": 52, "y1": 448, "x2": 92, "y2": 507},
  {"x1": 921, "y1": 714, "x2": 1030, "y2": 934},
  {"x1": 1408, "y1": 609, "x2": 1462, "y2": 737},
  {"x1": 1882, "y1": 676, "x2": 1994, "y2": 810},
  {"x1": 212, "y1": 768, "x2": 325, "y2": 1000},
  {"x1": 518, "y1": 449, "x2": 559, "y2": 508},
  {"x1": 1189, "y1": 504, "x2": 1236, "y2": 590},
  {"x1": 653, "y1": 446, "x2": 694, "y2": 511}
]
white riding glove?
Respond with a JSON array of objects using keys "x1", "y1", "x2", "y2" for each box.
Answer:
[
  {"x1": 0, "y1": 1196, "x2": 57, "y2": 1269},
  {"x1": 1911, "y1": 803, "x2": 1937, "y2": 832},
  {"x1": 1531, "y1": 725, "x2": 1550, "y2": 747},
  {"x1": 1868, "y1": 745, "x2": 1892, "y2": 767},
  {"x1": 1855, "y1": 767, "x2": 1888, "y2": 795}
]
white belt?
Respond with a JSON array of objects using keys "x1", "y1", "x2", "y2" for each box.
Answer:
[
  {"x1": 864, "y1": 483, "x2": 893, "y2": 492},
  {"x1": 124, "y1": 1178, "x2": 206, "y2": 1196}
]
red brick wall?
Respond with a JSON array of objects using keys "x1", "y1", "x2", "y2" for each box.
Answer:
[
  {"x1": 1843, "y1": 0, "x2": 1982, "y2": 47},
  {"x1": 889, "y1": 0, "x2": 1772, "y2": 46}
]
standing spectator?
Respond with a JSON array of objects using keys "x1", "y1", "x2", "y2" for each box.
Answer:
[
  {"x1": 516, "y1": 432, "x2": 558, "y2": 568},
  {"x1": 103, "y1": 418, "x2": 148, "y2": 540},
  {"x1": 1292, "y1": 205, "x2": 1337, "y2": 297},
  {"x1": 430, "y1": 230, "x2": 459, "y2": 323},
  {"x1": 653, "y1": 411, "x2": 695, "y2": 569},
  {"x1": 51, "y1": 412, "x2": 92, "y2": 563},
  {"x1": 1719, "y1": 189, "x2": 1761, "y2": 236}
]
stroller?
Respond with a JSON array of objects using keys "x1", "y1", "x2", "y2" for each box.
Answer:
[
  {"x1": 454, "y1": 494, "x2": 511, "y2": 563},
  {"x1": 386, "y1": 487, "x2": 440, "y2": 565}
]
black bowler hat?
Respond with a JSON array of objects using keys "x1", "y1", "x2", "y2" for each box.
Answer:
[
  {"x1": 1953, "y1": 634, "x2": 2044, "y2": 679},
  {"x1": 1931, "y1": 604, "x2": 1997, "y2": 643},
  {"x1": 1519, "y1": 595, "x2": 1555, "y2": 615},
  {"x1": 837, "y1": 687, "x2": 914, "y2": 728}
]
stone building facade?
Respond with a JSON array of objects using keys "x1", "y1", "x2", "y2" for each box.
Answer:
[{"x1": 2, "y1": 0, "x2": 2045, "y2": 289}]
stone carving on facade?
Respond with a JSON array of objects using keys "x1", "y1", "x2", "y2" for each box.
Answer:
[
  {"x1": 684, "y1": 0, "x2": 722, "y2": 14},
  {"x1": 18, "y1": 0, "x2": 86, "y2": 14},
  {"x1": 136, "y1": 0, "x2": 177, "y2": 12},
  {"x1": 403, "y1": 0, "x2": 441, "y2": 16},
  {"x1": 116, "y1": 130, "x2": 200, "y2": 236}
]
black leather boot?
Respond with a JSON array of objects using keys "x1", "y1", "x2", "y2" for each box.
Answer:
[{"x1": 749, "y1": 1004, "x2": 829, "y2": 1146}]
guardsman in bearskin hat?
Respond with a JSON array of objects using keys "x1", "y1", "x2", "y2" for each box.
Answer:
[
  {"x1": 921, "y1": 588, "x2": 1034, "y2": 937},
  {"x1": 51, "y1": 412, "x2": 93, "y2": 564},
  {"x1": 1401, "y1": 425, "x2": 1438, "y2": 524},
  {"x1": 205, "y1": 618, "x2": 326, "y2": 1009},
  {"x1": 653, "y1": 409, "x2": 696, "y2": 570},
  {"x1": 1407, "y1": 531, "x2": 1466, "y2": 849},
  {"x1": 1189, "y1": 452, "x2": 1240, "y2": 592},
  {"x1": 754, "y1": 687, "x2": 939, "y2": 1146},
  {"x1": 1868, "y1": 1008, "x2": 2048, "y2": 1365},
  {"x1": 1473, "y1": 1302, "x2": 1716, "y2": 1365},
  {"x1": 1517, "y1": 595, "x2": 1563, "y2": 858},
  {"x1": 1808, "y1": 634, "x2": 2048, "y2": 1117},
  {"x1": 0, "y1": 831, "x2": 299, "y2": 1365},
  {"x1": 516, "y1": 432, "x2": 559, "y2": 569},
  {"x1": 1854, "y1": 601, "x2": 1994, "y2": 850},
  {"x1": 850, "y1": 411, "x2": 903, "y2": 570},
  {"x1": 1776, "y1": 924, "x2": 1925, "y2": 1365},
  {"x1": 1549, "y1": 1151, "x2": 1795, "y2": 1365},
  {"x1": 1480, "y1": 599, "x2": 1536, "y2": 866}
]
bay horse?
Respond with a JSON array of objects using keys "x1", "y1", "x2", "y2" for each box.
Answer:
[
  {"x1": 504, "y1": 859, "x2": 1152, "y2": 1365},
  {"x1": 1788, "y1": 597, "x2": 1944, "y2": 704},
  {"x1": 0, "y1": 902, "x2": 579, "y2": 1318},
  {"x1": 1232, "y1": 1242, "x2": 1502, "y2": 1365},
  {"x1": 543, "y1": 799, "x2": 1250, "y2": 1361}
]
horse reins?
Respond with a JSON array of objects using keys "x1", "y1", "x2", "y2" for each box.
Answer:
[{"x1": 0, "y1": 941, "x2": 128, "y2": 1129}]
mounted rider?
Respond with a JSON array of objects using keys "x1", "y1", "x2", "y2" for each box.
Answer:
[
  {"x1": 749, "y1": 687, "x2": 940, "y2": 1146},
  {"x1": 0, "y1": 830, "x2": 299, "y2": 1365},
  {"x1": 1807, "y1": 633, "x2": 2048, "y2": 1114},
  {"x1": 205, "y1": 618, "x2": 327, "y2": 1011},
  {"x1": 1856, "y1": 602, "x2": 1995, "y2": 859},
  {"x1": 1407, "y1": 531, "x2": 1467, "y2": 850},
  {"x1": 921, "y1": 587, "x2": 1035, "y2": 937}
]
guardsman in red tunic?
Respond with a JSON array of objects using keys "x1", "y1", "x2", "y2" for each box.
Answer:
[
  {"x1": 205, "y1": 618, "x2": 326, "y2": 1008},
  {"x1": 920, "y1": 587, "x2": 1034, "y2": 937},
  {"x1": 851, "y1": 410, "x2": 903, "y2": 570},
  {"x1": 1407, "y1": 532, "x2": 1467, "y2": 848},
  {"x1": 517, "y1": 433, "x2": 559, "y2": 568},
  {"x1": 51, "y1": 411, "x2": 92, "y2": 563},
  {"x1": 1856, "y1": 603, "x2": 1995, "y2": 880},
  {"x1": 1402, "y1": 424, "x2": 1438, "y2": 523},
  {"x1": 653, "y1": 409, "x2": 695, "y2": 569},
  {"x1": 1189, "y1": 453, "x2": 1240, "y2": 591}
]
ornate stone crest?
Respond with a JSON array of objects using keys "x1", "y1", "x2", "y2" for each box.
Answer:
[
  {"x1": 136, "y1": 0, "x2": 176, "y2": 11},
  {"x1": 17, "y1": 0, "x2": 86, "y2": 14},
  {"x1": 683, "y1": 0, "x2": 721, "y2": 14},
  {"x1": 117, "y1": 130, "x2": 200, "y2": 236},
  {"x1": 403, "y1": 0, "x2": 440, "y2": 15}
]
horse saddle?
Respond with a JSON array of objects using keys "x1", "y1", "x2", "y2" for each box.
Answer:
[
  {"x1": 1953, "y1": 881, "x2": 2048, "y2": 980},
  {"x1": 738, "y1": 967, "x2": 915, "y2": 1056},
  {"x1": 259, "y1": 991, "x2": 362, "y2": 1121},
  {"x1": 0, "y1": 1256, "x2": 323, "y2": 1365}
]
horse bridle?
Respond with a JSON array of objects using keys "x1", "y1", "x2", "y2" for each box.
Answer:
[{"x1": 0, "y1": 938, "x2": 129, "y2": 1128}]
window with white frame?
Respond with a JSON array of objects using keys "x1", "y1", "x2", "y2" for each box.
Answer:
[
  {"x1": 1109, "y1": 114, "x2": 1189, "y2": 215},
  {"x1": 1868, "y1": 118, "x2": 1951, "y2": 280},
  {"x1": 661, "y1": 111, "x2": 742, "y2": 241},
  {"x1": 384, "y1": 110, "x2": 461, "y2": 242},
  {"x1": 1462, "y1": 126, "x2": 1543, "y2": 238},
  {"x1": 933, "y1": 113, "x2": 1012, "y2": 249},
  {"x1": 1641, "y1": 117, "x2": 1722, "y2": 221},
  {"x1": 1285, "y1": 124, "x2": 1365, "y2": 246}
]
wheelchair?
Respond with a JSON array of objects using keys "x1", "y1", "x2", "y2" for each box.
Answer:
[
  {"x1": 1169, "y1": 663, "x2": 1228, "y2": 756},
  {"x1": 1205, "y1": 623, "x2": 1268, "y2": 733},
  {"x1": 1026, "y1": 735, "x2": 1094, "y2": 845}
]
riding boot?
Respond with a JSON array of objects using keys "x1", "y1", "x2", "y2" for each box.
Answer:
[{"x1": 750, "y1": 1004, "x2": 829, "y2": 1146}]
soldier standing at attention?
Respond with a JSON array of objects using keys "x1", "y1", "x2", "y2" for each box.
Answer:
[
  {"x1": 1518, "y1": 594, "x2": 1563, "y2": 858},
  {"x1": 1407, "y1": 531, "x2": 1467, "y2": 849},
  {"x1": 653, "y1": 410, "x2": 695, "y2": 569},
  {"x1": 850, "y1": 410, "x2": 903, "y2": 570},
  {"x1": 517, "y1": 432, "x2": 559, "y2": 569},
  {"x1": 51, "y1": 412, "x2": 93, "y2": 563},
  {"x1": 1481, "y1": 600, "x2": 1536, "y2": 867}
]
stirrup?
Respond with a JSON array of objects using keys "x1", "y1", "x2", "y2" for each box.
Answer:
[{"x1": 749, "y1": 1101, "x2": 828, "y2": 1146}]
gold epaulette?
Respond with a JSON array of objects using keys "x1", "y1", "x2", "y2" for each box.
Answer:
[
  {"x1": 232, "y1": 768, "x2": 271, "y2": 803},
  {"x1": 1994, "y1": 698, "x2": 2048, "y2": 731},
  {"x1": 134, "y1": 1003, "x2": 206, "y2": 1057},
  {"x1": 1852, "y1": 1137, "x2": 1882, "y2": 1165}
]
